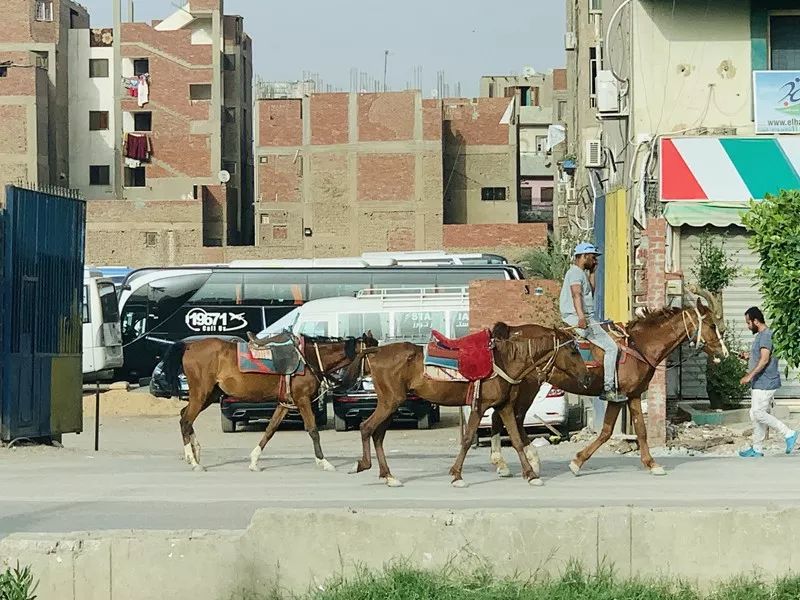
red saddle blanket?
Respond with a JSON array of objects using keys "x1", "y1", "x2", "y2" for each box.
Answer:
[{"x1": 426, "y1": 329, "x2": 493, "y2": 381}]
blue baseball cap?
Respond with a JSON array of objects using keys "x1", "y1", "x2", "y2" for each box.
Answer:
[{"x1": 574, "y1": 242, "x2": 602, "y2": 256}]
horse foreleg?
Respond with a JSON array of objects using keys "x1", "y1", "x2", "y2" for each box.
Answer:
[
  {"x1": 496, "y1": 402, "x2": 542, "y2": 486},
  {"x1": 570, "y1": 401, "x2": 623, "y2": 476},
  {"x1": 249, "y1": 404, "x2": 289, "y2": 472},
  {"x1": 180, "y1": 393, "x2": 209, "y2": 472},
  {"x1": 296, "y1": 397, "x2": 335, "y2": 473},
  {"x1": 629, "y1": 397, "x2": 665, "y2": 476},
  {"x1": 371, "y1": 418, "x2": 398, "y2": 485},
  {"x1": 351, "y1": 402, "x2": 398, "y2": 484},
  {"x1": 450, "y1": 407, "x2": 484, "y2": 487}
]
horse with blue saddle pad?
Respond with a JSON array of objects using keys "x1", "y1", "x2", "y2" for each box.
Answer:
[{"x1": 159, "y1": 331, "x2": 378, "y2": 474}]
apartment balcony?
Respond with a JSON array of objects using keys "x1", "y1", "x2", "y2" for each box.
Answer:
[{"x1": 520, "y1": 152, "x2": 552, "y2": 178}]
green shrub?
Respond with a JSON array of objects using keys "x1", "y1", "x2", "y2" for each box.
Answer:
[
  {"x1": 706, "y1": 324, "x2": 749, "y2": 408},
  {"x1": 0, "y1": 564, "x2": 38, "y2": 600}
]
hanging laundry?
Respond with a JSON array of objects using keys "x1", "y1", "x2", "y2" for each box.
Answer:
[
  {"x1": 137, "y1": 73, "x2": 149, "y2": 107},
  {"x1": 125, "y1": 133, "x2": 150, "y2": 161},
  {"x1": 124, "y1": 157, "x2": 141, "y2": 168}
]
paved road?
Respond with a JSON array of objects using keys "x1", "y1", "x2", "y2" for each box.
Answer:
[{"x1": 2, "y1": 405, "x2": 799, "y2": 537}]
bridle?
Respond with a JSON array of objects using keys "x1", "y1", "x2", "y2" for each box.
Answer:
[
  {"x1": 492, "y1": 333, "x2": 574, "y2": 385},
  {"x1": 682, "y1": 304, "x2": 706, "y2": 350}
]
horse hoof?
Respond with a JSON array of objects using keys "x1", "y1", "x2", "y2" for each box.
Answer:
[
  {"x1": 385, "y1": 477, "x2": 404, "y2": 488},
  {"x1": 451, "y1": 479, "x2": 468, "y2": 488},
  {"x1": 192, "y1": 465, "x2": 206, "y2": 472},
  {"x1": 348, "y1": 462, "x2": 361, "y2": 475},
  {"x1": 650, "y1": 465, "x2": 667, "y2": 476},
  {"x1": 316, "y1": 458, "x2": 336, "y2": 472},
  {"x1": 528, "y1": 478, "x2": 544, "y2": 487},
  {"x1": 496, "y1": 467, "x2": 512, "y2": 478},
  {"x1": 248, "y1": 464, "x2": 261, "y2": 473},
  {"x1": 569, "y1": 461, "x2": 581, "y2": 476}
]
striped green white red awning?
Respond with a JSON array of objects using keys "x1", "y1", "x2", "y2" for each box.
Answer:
[{"x1": 660, "y1": 137, "x2": 800, "y2": 201}]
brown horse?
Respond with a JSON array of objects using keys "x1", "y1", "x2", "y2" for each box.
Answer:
[
  {"x1": 343, "y1": 330, "x2": 591, "y2": 487},
  {"x1": 160, "y1": 333, "x2": 377, "y2": 472},
  {"x1": 487, "y1": 299, "x2": 728, "y2": 478}
]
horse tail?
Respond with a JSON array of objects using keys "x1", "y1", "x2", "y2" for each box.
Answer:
[
  {"x1": 340, "y1": 347, "x2": 379, "y2": 390},
  {"x1": 492, "y1": 322, "x2": 512, "y2": 340},
  {"x1": 161, "y1": 340, "x2": 187, "y2": 398}
]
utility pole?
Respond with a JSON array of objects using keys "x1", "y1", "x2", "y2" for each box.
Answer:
[
  {"x1": 383, "y1": 50, "x2": 389, "y2": 92},
  {"x1": 128, "y1": 0, "x2": 134, "y2": 21}
]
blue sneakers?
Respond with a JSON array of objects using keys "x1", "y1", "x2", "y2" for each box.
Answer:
[
  {"x1": 785, "y1": 432, "x2": 798, "y2": 454},
  {"x1": 739, "y1": 447, "x2": 764, "y2": 458}
]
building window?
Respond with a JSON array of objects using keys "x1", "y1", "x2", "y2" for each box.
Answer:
[
  {"x1": 588, "y1": 0, "x2": 602, "y2": 13},
  {"x1": 535, "y1": 135, "x2": 548, "y2": 153},
  {"x1": 557, "y1": 100, "x2": 567, "y2": 121},
  {"x1": 144, "y1": 232, "x2": 158, "y2": 247},
  {"x1": 222, "y1": 161, "x2": 237, "y2": 175},
  {"x1": 224, "y1": 107, "x2": 236, "y2": 124},
  {"x1": 89, "y1": 111, "x2": 109, "y2": 131},
  {"x1": 519, "y1": 186, "x2": 533, "y2": 205},
  {"x1": 35, "y1": 0, "x2": 53, "y2": 22},
  {"x1": 481, "y1": 187, "x2": 507, "y2": 201},
  {"x1": 190, "y1": 84, "x2": 212, "y2": 100},
  {"x1": 541, "y1": 187, "x2": 554, "y2": 203},
  {"x1": 33, "y1": 51, "x2": 49, "y2": 70},
  {"x1": 70, "y1": 8, "x2": 80, "y2": 28},
  {"x1": 770, "y1": 15, "x2": 800, "y2": 70},
  {"x1": 125, "y1": 166, "x2": 146, "y2": 187},
  {"x1": 223, "y1": 53, "x2": 236, "y2": 71},
  {"x1": 89, "y1": 58, "x2": 109, "y2": 78},
  {"x1": 89, "y1": 165, "x2": 110, "y2": 186},
  {"x1": 0, "y1": 67, "x2": 7, "y2": 78},
  {"x1": 133, "y1": 58, "x2": 149, "y2": 76},
  {"x1": 133, "y1": 112, "x2": 152, "y2": 131},
  {"x1": 589, "y1": 46, "x2": 600, "y2": 108}
]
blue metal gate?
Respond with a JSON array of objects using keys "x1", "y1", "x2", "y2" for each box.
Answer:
[{"x1": 0, "y1": 185, "x2": 85, "y2": 442}]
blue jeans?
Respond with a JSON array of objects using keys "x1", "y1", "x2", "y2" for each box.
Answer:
[{"x1": 565, "y1": 317, "x2": 618, "y2": 391}]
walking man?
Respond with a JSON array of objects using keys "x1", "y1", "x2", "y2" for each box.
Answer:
[
  {"x1": 739, "y1": 306, "x2": 797, "y2": 457},
  {"x1": 560, "y1": 242, "x2": 619, "y2": 402}
]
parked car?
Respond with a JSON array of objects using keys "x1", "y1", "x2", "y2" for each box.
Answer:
[
  {"x1": 473, "y1": 383, "x2": 572, "y2": 441},
  {"x1": 331, "y1": 375, "x2": 440, "y2": 431}
]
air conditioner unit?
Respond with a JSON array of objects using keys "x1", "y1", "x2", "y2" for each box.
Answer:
[
  {"x1": 564, "y1": 31, "x2": 577, "y2": 51},
  {"x1": 585, "y1": 140, "x2": 604, "y2": 168},
  {"x1": 596, "y1": 70, "x2": 620, "y2": 113}
]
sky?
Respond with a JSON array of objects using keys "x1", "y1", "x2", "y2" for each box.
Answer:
[{"x1": 82, "y1": 1, "x2": 566, "y2": 97}]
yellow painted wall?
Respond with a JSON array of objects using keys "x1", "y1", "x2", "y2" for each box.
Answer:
[{"x1": 604, "y1": 189, "x2": 630, "y2": 322}]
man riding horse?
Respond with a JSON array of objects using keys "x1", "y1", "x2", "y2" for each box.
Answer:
[{"x1": 560, "y1": 242, "x2": 619, "y2": 403}]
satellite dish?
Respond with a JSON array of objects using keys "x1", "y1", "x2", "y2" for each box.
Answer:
[
  {"x1": 218, "y1": 170, "x2": 231, "y2": 183},
  {"x1": 522, "y1": 66, "x2": 537, "y2": 77}
]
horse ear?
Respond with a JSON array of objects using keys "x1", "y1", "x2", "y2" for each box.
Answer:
[
  {"x1": 366, "y1": 329, "x2": 373, "y2": 338},
  {"x1": 695, "y1": 297, "x2": 703, "y2": 311}
]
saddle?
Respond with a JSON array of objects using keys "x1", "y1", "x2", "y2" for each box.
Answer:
[
  {"x1": 237, "y1": 335, "x2": 305, "y2": 376},
  {"x1": 572, "y1": 322, "x2": 648, "y2": 369},
  {"x1": 247, "y1": 331, "x2": 293, "y2": 348},
  {"x1": 425, "y1": 329, "x2": 493, "y2": 382}
]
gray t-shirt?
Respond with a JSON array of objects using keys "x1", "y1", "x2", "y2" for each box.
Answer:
[
  {"x1": 749, "y1": 328, "x2": 781, "y2": 391},
  {"x1": 560, "y1": 265, "x2": 594, "y2": 321}
]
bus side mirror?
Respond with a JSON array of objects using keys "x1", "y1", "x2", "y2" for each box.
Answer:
[{"x1": 121, "y1": 284, "x2": 131, "y2": 291}]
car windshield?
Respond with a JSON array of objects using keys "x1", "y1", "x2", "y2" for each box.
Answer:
[{"x1": 259, "y1": 308, "x2": 300, "y2": 336}]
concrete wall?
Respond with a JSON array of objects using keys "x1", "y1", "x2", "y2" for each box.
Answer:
[
  {"x1": 254, "y1": 91, "x2": 444, "y2": 257},
  {"x1": 443, "y1": 97, "x2": 517, "y2": 225},
  {"x1": 2, "y1": 507, "x2": 798, "y2": 599},
  {"x1": 68, "y1": 30, "x2": 116, "y2": 200}
]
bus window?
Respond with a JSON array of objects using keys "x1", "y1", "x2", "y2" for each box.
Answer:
[
  {"x1": 394, "y1": 311, "x2": 446, "y2": 341},
  {"x1": 98, "y1": 281, "x2": 120, "y2": 324},
  {"x1": 121, "y1": 285, "x2": 148, "y2": 345},
  {"x1": 450, "y1": 310, "x2": 470, "y2": 337},
  {"x1": 370, "y1": 271, "x2": 434, "y2": 291},
  {"x1": 82, "y1": 285, "x2": 90, "y2": 324},
  {"x1": 308, "y1": 272, "x2": 370, "y2": 299},
  {"x1": 150, "y1": 273, "x2": 212, "y2": 326},
  {"x1": 243, "y1": 272, "x2": 307, "y2": 306},
  {"x1": 298, "y1": 320, "x2": 329, "y2": 337},
  {"x1": 188, "y1": 272, "x2": 242, "y2": 306},
  {"x1": 338, "y1": 312, "x2": 389, "y2": 339}
]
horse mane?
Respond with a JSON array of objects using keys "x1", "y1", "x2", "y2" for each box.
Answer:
[
  {"x1": 492, "y1": 322, "x2": 512, "y2": 340},
  {"x1": 627, "y1": 306, "x2": 683, "y2": 331}
]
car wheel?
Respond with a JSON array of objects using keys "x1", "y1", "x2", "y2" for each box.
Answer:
[
  {"x1": 220, "y1": 411, "x2": 236, "y2": 433},
  {"x1": 334, "y1": 414, "x2": 348, "y2": 432},
  {"x1": 417, "y1": 413, "x2": 430, "y2": 430}
]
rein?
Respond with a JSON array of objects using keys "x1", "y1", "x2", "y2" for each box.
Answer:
[{"x1": 492, "y1": 333, "x2": 568, "y2": 385}]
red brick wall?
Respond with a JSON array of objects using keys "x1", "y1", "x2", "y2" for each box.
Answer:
[
  {"x1": 469, "y1": 280, "x2": 562, "y2": 332},
  {"x1": 422, "y1": 99, "x2": 442, "y2": 141},
  {"x1": 442, "y1": 98, "x2": 509, "y2": 145},
  {"x1": 310, "y1": 93, "x2": 349, "y2": 145},
  {"x1": 258, "y1": 99, "x2": 302, "y2": 147},
  {"x1": 0, "y1": 106, "x2": 28, "y2": 154},
  {"x1": 443, "y1": 223, "x2": 548, "y2": 249},
  {"x1": 639, "y1": 217, "x2": 669, "y2": 445},
  {"x1": 553, "y1": 69, "x2": 567, "y2": 91},
  {"x1": 357, "y1": 154, "x2": 415, "y2": 201},
  {"x1": 258, "y1": 155, "x2": 301, "y2": 202},
  {"x1": 0, "y1": 55, "x2": 37, "y2": 96},
  {"x1": 122, "y1": 24, "x2": 213, "y2": 65},
  {"x1": 357, "y1": 92, "x2": 415, "y2": 142}
]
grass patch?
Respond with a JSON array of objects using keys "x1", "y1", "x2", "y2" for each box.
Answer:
[{"x1": 268, "y1": 562, "x2": 800, "y2": 600}]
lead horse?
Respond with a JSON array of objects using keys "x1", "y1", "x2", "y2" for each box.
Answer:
[
  {"x1": 160, "y1": 333, "x2": 377, "y2": 472},
  {"x1": 343, "y1": 329, "x2": 591, "y2": 487},
  {"x1": 487, "y1": 299, "x2": 728, "y2": 477}
]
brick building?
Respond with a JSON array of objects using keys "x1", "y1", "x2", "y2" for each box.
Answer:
[
  {"x1": 66, "y1": 1, "x2": 254, "y2": 266},
  {"x1": 0, "y1": 0, "x2": 89, "y2": 202}
]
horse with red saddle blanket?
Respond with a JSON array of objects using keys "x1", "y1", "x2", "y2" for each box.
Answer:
[{"x1": 341, "y1": 326, "x2": 591, "y2": 487}]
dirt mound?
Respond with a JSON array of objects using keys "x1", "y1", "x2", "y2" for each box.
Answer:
[{"x1": 82, "y1": 389, "x2": 185, "y2": 418}]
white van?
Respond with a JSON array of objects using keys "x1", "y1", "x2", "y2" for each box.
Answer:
[{"x1": 83, "y1": 273, "x2": 123, "y2": 381}]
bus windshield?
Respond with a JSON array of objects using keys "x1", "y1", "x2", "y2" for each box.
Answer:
[{"x1": 98, "y1": 282, "x2": 120, "y2": 324}]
